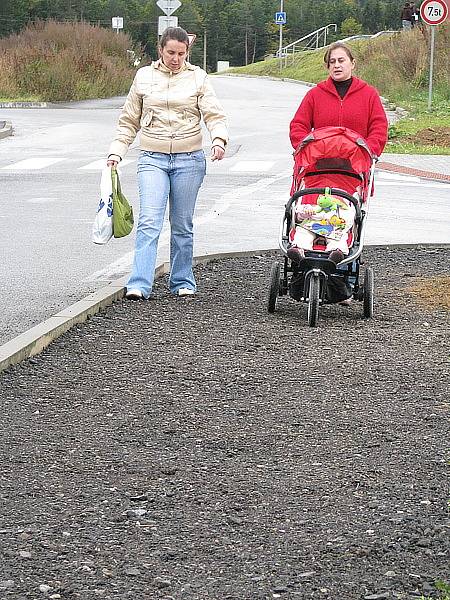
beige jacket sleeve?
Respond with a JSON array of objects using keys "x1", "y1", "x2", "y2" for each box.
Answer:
[
  {"x1": 198, "y1": 75, "x2": 229, "y2": 149},
  {"x1": 108, "y1": 74, "x2": 143, "y2": 160}
]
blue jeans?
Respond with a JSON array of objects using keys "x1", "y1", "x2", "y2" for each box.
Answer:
[{"x1": 127, "y1": 150, "x2": 206, "y2": 297}]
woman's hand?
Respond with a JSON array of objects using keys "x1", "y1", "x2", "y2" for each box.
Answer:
[
  {"x1": 107, "y1": 159, "x2": 118, "y2": 168},
  {"x1": 210, "y1": 146, "x2": 225, "y2": 162}
]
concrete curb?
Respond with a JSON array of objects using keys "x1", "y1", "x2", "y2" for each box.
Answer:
[
  {"x1": 0, "y1": 101, "x2": 48, "y2": 108},
  {"x1": 1, "y1": 244, "x2": 449, "y2": 375},
  {"x1": 218, "y1": 72, "x2": 316, "y2": 88},
  {"x1": 0, "y1": 120, "x2": 13, "y2": 139}
]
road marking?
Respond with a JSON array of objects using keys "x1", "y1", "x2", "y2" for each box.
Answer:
[
  {"x1": 230, "y1": 161, "x2": 275, "y2": 172},
  {"x1": 2, "y1": 157, "x2": 65, "y2": 170},
  {"x1": 79, "y1": 159, "x2": 134, "y2": 170},
  {"x1": 376, "y1": 181, "x2": 448, "y2": 188},
  {"x1": 377, "y1": 171, "x2": 421, "y2": 182},
  {"x1": 84, "y1": 227, "x2": 171, "y2": 282}
]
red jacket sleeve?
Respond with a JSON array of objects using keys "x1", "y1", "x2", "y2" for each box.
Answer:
[
  {"x1": 289, "y1": 91, "x2": 315, "y2": 150},
  {"x1": 366, "y1": 89, "x2": 388, "y2": 157}
]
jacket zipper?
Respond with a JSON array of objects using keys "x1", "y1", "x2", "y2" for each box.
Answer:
[{"x1": 167, "y1": 71, "x2": 173, "y2": 153}]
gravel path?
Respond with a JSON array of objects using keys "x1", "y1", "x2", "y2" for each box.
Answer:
[{"x1": 0, "y1": 247, "x2": 448, "y2": 600}]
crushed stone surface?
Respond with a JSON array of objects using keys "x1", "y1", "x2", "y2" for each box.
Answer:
[{"x1": 0, "y1": 247, "x2": 448, "y2": 600}]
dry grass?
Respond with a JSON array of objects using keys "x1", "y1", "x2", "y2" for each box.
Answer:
[
  {"x1": 358, "y1": 23, "x2": 450, "y2": 95},
  {"x1": 0, "y1": 20, "x2": 139, "y2": 101},
  {"x1": 407, "y1": 276, "x2": 450, "y2": 311}
]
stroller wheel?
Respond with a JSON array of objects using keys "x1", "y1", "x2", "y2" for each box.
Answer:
[
  {"x1": 267, "y1": 261, "x2": 281, "y2": 313},
  {"x1": 363, "y1": 266, "x2": 374, "y2": 318},
  {"x1": 307, "y1": 274, "x2": 320, "y2": 327}
]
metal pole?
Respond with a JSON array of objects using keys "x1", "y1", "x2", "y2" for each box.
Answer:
[
  {"x1": 427, "y1": 26, "x2": 435, "y2": 111},
  {"x1": 203, "y1": 29, "x2": 207, "y2": 71},
  {"x1": 278, "y1": 0, "x2": 283, "y2": 73}
]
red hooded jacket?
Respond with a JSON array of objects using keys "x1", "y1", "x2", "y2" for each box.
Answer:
[{"x1": 290, "y1": 76, "x2": 388, "y2": 157}]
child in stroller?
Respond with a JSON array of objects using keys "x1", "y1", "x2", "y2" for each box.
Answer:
[{"x1": 287, "y1": 185, "x2": 358, "y2": 266}]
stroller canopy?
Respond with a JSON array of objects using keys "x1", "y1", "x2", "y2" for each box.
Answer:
[{"x1": 295, "y1": 127, "x2": 374, "y2": 176}]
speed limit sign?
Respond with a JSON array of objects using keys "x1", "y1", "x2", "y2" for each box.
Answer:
[{"x1": 420, "y1": 0, "x2": 448, "y2": 25}]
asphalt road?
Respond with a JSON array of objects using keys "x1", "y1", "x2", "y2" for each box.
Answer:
[{"x1": 0, "y1": 76, "x2": 449, "y2": 345}]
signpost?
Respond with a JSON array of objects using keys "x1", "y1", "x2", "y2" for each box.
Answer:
[
  {"x1": 111, "y1": 17, "x2": 123, "y2": 34},
  {"x1": 419, "y1": 0, "x2": 448, "y2": 110},
  {"x1": 157, "y1": 0, "x2": 182, "y2": 36},
  {"x1": 275, "y1": 1, "x2": 286, "y2": 72},
  {"x1": 158, "y1": 16, "x2": 178, "y2": 35}
]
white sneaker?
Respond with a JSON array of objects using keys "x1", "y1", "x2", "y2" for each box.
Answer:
[
  {"x1": 177, "y1": 288, "x2": 195, "y2": 297},
  {"x1": 125, "y1": 288, "x2": 143, "y2": 300}
]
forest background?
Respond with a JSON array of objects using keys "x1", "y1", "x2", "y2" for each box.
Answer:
[{"x1": 1, "y1": 0, "x2": 409, "y2": 70}]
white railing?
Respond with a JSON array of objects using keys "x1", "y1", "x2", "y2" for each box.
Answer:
[{"x1": 276, "y1": 24, "x2": 337, "y2": 63}]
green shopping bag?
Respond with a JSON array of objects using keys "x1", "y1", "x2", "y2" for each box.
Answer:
[{"x1": 111, "y1": 167, "x2": 134, "y2": 238}]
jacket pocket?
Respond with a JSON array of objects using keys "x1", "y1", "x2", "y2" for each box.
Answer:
[{"x1": 141, "y1": 111, "x2": 153, "y2": 128}]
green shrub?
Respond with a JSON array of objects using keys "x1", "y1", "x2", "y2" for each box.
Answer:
[{"x1": 0, "y1": 20, "x2": 140, "y2": 101}]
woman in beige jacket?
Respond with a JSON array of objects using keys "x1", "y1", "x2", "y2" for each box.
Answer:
[{"x1": 107, "y1": 27, "x2": 229, "y2": 299}]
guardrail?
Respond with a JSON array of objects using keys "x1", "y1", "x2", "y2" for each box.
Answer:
[
  {"x1": 276, "y1": 26, "x2": 398, "y2": 66},
  {"x1": 276, "y1": 24, "x2": 337, "y2": 63}
]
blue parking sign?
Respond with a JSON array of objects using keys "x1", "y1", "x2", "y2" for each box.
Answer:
[{"x1": 275, "y1": 11, "x2": 286, "y2": 25}]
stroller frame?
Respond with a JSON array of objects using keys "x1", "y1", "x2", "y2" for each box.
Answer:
[{"x1": 268, "y1": 127, "x2": 377, "y2": 326}]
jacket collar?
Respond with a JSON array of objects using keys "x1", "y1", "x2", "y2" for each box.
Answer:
[
  {"x1": 154, "y1": 59, "x2": 194, "y2": 74},
  {"x1": 318, "y1": 76, "x2": 366, "y2": 98}
]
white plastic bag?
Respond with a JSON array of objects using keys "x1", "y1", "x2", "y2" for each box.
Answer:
[{"x1": 92, "y1": 167, "x2": 114, "y2": 244}]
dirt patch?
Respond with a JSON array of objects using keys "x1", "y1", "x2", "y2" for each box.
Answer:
[
  {"x1": 407, "y1": 275, "x2": 450, "y2": 310},
  {"x1": 403, "y1": 127, "x2": 450, "y2": 147}
]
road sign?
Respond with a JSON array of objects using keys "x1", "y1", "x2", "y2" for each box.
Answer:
[
  {"x1": 111, "y1": 17, "x2": 123, "y2": 30},
  {"x1": 157, "y1": 0, "x2": 182, "y2": 17},
  {"x1": 158, "y1": 15, "x2": 178, "y2": 36},
  {"x1": 275, "y1": 11, "x2": 286, "y2": 25},
  {"x1": 187, "y1": 33, "x2": 197, "y2": 47},
  {"x1": 420, "y1": 0, "x2": 448, "y2": 25}
]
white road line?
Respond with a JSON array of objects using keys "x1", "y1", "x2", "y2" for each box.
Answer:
[
  {"x1": 2, "y1": 157, "x2": 65, "y2": 170},
  {"x1": 230, "y1": 161, "x2": 275, "y2": 172},
  {"x1": 79, "y1": 159, "x2": 134, "y2": 170},
  {"x1": 376, "y1": 181, "x2": 448, "y2": 188},
  {"x1": 377, "y1": 171, "x2": 421, "y2": 182}
]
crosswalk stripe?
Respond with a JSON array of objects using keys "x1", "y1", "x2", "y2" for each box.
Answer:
[
  {"x1": 79, "y1": 159, "x2": 134, "y2": 170},
  {"x1": 2, "y1": 157, "x2": 65, "y2": 170},
  {"x1": 377, "y1": 171, "x2": 420, "y2": 182}
]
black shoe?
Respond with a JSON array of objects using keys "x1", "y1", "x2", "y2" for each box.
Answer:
[
  {"x1": 287, "y1": 247, "x2": 305, "y2": 264},
  {"x1": 328, "y1": 249, "x2": 344, "y2": 264}
]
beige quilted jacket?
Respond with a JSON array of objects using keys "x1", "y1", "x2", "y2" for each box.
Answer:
[{"x1": 108, "y1": 60, "x2": 228, "y2": 159}]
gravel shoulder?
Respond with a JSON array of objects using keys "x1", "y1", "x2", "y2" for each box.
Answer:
[{"x1": 0, "y1": 247, "x2": 449, "y2": 600}]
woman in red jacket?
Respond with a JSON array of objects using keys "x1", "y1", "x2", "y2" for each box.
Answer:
[
  {"x1": 288, "y1": 42, "x2": 388, "y2": 265},
  {"x1": 290, "y1": 42, "x2": 387, "y2": 157}
]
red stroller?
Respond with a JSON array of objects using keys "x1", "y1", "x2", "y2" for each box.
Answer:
[{"x1": 267, "y1": 126, "x2": 377, "y2": 326}]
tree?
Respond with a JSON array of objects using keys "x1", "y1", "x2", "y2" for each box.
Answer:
[
  {"x1": 341, "y1": 16, "x2": 363, "y2": 34},
  {"x1": 0, "y1": 0, "x2": 28, "y2": 36},
  {"x1": 361, "y1": 0, "x2": 383, "y2": 33}
]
